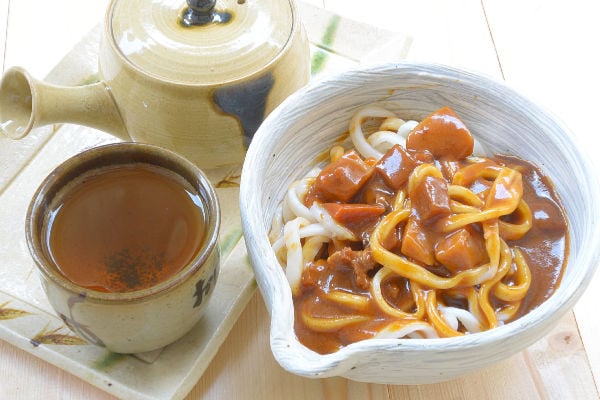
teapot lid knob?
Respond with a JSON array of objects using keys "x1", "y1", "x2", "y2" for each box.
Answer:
[
  {"x1": 187, "y1": 0, "x2": 216, "y2": 13},
  {"x1": 182, "y1": 0, "x2": 231, "y2": 27}
]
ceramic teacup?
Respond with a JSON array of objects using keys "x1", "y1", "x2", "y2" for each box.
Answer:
[{"x1": 26, "y1": 143, "x2": 220, "y2": 354}]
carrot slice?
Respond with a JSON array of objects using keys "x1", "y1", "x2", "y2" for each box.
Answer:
[{"x1": 322, "y1": 203, "x2": 386, "y2": 239}]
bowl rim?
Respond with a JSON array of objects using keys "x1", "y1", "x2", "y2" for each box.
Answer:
[{"x1": 240, "y1": 61, "x2": 600, "y2": 378}]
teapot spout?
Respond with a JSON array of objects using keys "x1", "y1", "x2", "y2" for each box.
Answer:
[{"x1": 0, "y1": 67, "x2": 129, "y2": 140}]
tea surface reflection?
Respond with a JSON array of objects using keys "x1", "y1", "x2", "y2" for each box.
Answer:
[{"x1": 45, "y1": 163, "x2": 206, "y2": 293}]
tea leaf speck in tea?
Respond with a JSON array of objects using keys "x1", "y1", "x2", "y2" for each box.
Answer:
[{"x1": 44, "y1": 164, "x2": 206, "y2": 293}]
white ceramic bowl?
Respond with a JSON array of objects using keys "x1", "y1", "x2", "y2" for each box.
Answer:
[{"x1": 240, "y1": 63, "x2": 600, "y2": 384}]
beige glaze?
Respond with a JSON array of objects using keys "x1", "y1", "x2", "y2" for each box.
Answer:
[
  {"x1": 26, "y1": 143, "x2": 221, "y2": 353},
  {"x1": 0, "y1": 0, "x2": 310, "y2": 168}
]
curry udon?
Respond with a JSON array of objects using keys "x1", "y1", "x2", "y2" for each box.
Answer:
[{"x1": 269, "y1": 106, "x2": 569, "y2": 354}]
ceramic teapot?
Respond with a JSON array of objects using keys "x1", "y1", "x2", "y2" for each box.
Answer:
[{"x1": 0, "y1": 0, "x2": 310, "y2": 168}]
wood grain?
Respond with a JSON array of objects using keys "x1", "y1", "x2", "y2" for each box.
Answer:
[
  {"x1": 0, "y1": 0, "x2": 598, "y2": 399},
  {"x1": 482, "y1": 0, "x2": 600, "y2": 390},
  {"x1": 324, "y1": 0, "x2": 502, "y2": 77},
  {"x1": 189, "y1": 293, "x2": 596, "y2": 400}
]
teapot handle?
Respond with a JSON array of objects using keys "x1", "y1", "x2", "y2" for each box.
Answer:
[{"x1": 181, "y1": 0, "x2": 232, "y2": 27}]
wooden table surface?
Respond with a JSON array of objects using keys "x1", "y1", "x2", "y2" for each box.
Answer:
[{"x1": 1, "y1": 0, "x2": 599, "y2": 399}]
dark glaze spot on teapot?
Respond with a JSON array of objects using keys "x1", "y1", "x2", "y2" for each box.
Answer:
[
  {"x1": 180, "y1": 0, "x2": 233, "y2": 27},
  {"x1": 213, "y1": 73, "x2": 275, "y2": 147}
]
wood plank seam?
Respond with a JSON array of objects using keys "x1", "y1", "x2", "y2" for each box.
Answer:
[
  {"x1": 0, "y1": 0, "x2": 10, "y2": 73},
  {"x1": 480, "y1": 0, "x2": 505, "y2": 80},
  {"x1": 572, "y1": 315, "x2": 600, "y2": 397}
]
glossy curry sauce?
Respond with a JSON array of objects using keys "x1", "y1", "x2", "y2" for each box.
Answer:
[{"x1": 293, "y1": 109, "x2": 569, "y2": 354}]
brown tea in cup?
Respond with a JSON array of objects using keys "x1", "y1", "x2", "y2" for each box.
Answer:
[
  {"x1": 27, "y1": 143, "x2": 220, "y2": 353},
  {"x1": 44, "y1": 163, "x2": 206, "y2": 293}
]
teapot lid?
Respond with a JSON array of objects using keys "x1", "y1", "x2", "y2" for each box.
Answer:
[{"x1": 108, "y1": 0, "x2": 296, "y2": 85}]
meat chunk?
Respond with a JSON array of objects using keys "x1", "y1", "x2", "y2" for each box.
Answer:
[
  {"x1": 305, "y1": 150, "x2": 374, "y2": 204},
  {"x1": 375, "y1": 144, "x2": 422, "y2": 190},
  {"x1": 353, "y1": 173, "x2": 396, "y2": 210},
  {"x1": 401, "y1": 215, "x2": 436, "y2": 266},
  {"x1": 406, "y1": 106, "x2": 474, "y2": 160},
  {"x1": 434, "y1": 227, "x2": 488, "y2": 273},
  {"x1": 410, "y1": 175, "x2": 452, "y2": 221},
  {"x1": 379, "y1": 223, "x2": 404, "y2": 255},
  {"x1": 327, "y1": 247, "x2": 377, "y2": 290}
]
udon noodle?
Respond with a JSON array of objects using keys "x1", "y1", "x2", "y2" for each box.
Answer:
[{"x1": 269, "y1": 106, "x2": 569, "y2": 354}]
